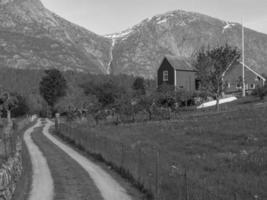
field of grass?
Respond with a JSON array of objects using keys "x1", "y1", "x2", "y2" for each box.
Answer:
[{"x1": 58, "y1": 103, "x2": 267, "y2": 200}]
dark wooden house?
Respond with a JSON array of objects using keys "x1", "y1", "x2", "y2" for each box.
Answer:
[
  {"x1": 157, "y1": 56, "x2": 266, "y2": 94},
  {"x1": 157, "y1": 56, "x2": 197, "y2": 92}
]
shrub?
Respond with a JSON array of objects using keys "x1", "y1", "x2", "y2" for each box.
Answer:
[{"x1": 252, "y1": 85, "x2": 267, "y2": 100}]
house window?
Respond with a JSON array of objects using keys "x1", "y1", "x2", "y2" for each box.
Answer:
[
  {"x1": 236, "y1": 84, "x2": 242, "y2": 89},
  {"x1": 255, "y1": 76, "x2": 261, "y2": 81},
  {"x1": 163, "y1": 71, "x2": 169, "y2": 81},
  {"x1": 250, "y1": 84, "x2": 256, "y2": 89}
]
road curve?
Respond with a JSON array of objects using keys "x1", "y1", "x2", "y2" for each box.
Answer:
[
  {"x1": 44, "y1": 119, "x2": 132, "y2": 200},
  {"x1": 23, "y1": 119, "x2": 54, "y2": 200}
]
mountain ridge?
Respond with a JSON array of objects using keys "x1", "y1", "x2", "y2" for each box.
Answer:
[
  {"x1": 0, "y1": 0, "x2": 112, "y2": 73},
  {"x1": 1, "y1": 0, "x2": 267, "y2": 78},
  {"x1": 106, "y1": 9, "x2": 267, "y2": 78}
]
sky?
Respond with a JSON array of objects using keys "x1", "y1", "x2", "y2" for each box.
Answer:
[{"x1": 41, "y1": 0, "x2": 267, "y2": 35}]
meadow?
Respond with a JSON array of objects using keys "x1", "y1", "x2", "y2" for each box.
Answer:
[{"x1": 57, "y1": 102, "x2": 267, "y2": 200}]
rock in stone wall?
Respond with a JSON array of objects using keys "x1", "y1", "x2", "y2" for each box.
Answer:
[{"x1": 0, "y1": 140, "x2": 22, "y2": 200}]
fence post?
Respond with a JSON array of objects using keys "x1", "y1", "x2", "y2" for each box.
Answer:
[
  {"x1": 234, "y1": 193, "x2": 238, "y2": 200},
  {"x1": 155, "y1": 149, "x2": 160, "y2": 200},
  {"x1": 184, "y1": 169, "x2": 188, "y2": 200},
  {"x1": 120, "y1": 143, "x2": 125, "y2": 168},
  {"x1": 137, "y1": 147, "x2": 142, "y2": 181},
  {"x1": 93, "y1": 134, "x2": 96, "y2": 153},
  {"x1": 3, "y1": 133, "x2": 7, "y2": 160}
]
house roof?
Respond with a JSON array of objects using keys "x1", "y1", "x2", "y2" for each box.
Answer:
[
  {"x1": 241, "y1": 62, "x2": 266, "y2": 82},
  {"x1": 165, "y1": 55, "x2": 196, "y2": 71},
  {"x1": 224, "y1": 61, "x2": 266, "y2": 82}
]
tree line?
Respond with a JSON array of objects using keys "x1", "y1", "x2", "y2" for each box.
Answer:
[{"x1": 1, "y1": 44, "x2": 267, "y2": 121}]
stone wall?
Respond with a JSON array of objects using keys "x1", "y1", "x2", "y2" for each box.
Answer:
[{"x1": 0, "y1": 127, "x2": 23, "y2": 200}]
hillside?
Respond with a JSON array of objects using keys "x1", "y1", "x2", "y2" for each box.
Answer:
[
  {"x1": 1, "y1": 1, "x2": 267, "y2": 78},
  {"x1": 0, "y1": 0, "x2": 111, "y2": 74},
  {"x1": 108, "y1": 10, "x2": 267, "y2": 78}
]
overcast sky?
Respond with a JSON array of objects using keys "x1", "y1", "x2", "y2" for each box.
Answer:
[{"x1": 41, "y1": 0, "x2": 267, "y2": 35}]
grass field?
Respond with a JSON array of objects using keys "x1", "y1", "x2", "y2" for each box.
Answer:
[{"x1": 58, "y1": 101, "x2": 267, "y2": 200}]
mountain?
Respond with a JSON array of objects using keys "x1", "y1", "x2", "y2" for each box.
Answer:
[
  {"x1": 0, "y1": 0, "x2": 112, "y2": 74},
  {"x1": 107, "y1": 10, "x2": 267, "y2": 79},
  {"x1": 1, "y1": 0, "x2": 267, "y2": 79}
]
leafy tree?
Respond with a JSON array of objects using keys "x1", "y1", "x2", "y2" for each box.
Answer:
[
  {"x1": 175, "y1": 89, "x2": 194, "y2": 107},
  {"x1": 156, "y1": 84, "x2": 176, "y2": 108},
  {"x1": 132, "y1": 77, "x2": 146, "y2": 95},
  {"x1": 0, "y1": 89, "x2": 19, "y2": 123},
  {"x1": 262, "y1": 73, "x2": 267, "y2": 80},
  {"x1": 9, "y1": 93, "x2": 29, "y2": 117},
  {"x1": 194, "y1": 44, "x2": 240, "y2": 111},
  {"x1": 81, "y1": 79, "x2": 126, "y2": 108},
  {"x1": 252, "y1": 85, "x2": 267, "y2": 100},
  {"x1": 26, "y1": 93, "x2": 47, "y2": 115},
  {"x1": 39, "y1": 69, "x2": 67, "y2": 113},
  {"x1": 138, "y1": 95, "x2": 155, "y2": 120}
]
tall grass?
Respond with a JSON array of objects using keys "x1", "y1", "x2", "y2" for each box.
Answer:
[{"x1": 56, "y1": 106, "x2": 267, "y2": 200}]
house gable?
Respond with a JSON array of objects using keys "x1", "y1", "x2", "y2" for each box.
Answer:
[
  {"x1": 224, "y1": 62, "x2": 265, "y2": 93},
  {"x1": 157, "y1": 58, "x2": 175, "y2": 86},
  {"x1": 157, "y1": 56, "x2": 197, "y2": 91}
]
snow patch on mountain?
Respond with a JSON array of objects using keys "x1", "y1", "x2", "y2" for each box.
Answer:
[
  {"x1": 105, "y1": 29, "x2": 134, "y2": 39},
  {"x1": 157, "y1": 18, "x2": 168, "y2": 24},
  {"x1": 223, "y1": 22, "x2": 236, "y2": 33}
]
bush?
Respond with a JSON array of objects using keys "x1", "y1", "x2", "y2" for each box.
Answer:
[
  {"x1": 252, "y1": 85, "x2": 267, "y2": 100},
  {"x1": 11, "y1": 94, "x2": 29, "y2": 117},
  {"x1": 0, "y1": 93, "x2": 29, "y2": 118}
]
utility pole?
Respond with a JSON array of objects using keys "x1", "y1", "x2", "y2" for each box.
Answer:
[{"x1": 242, "y1": 18, "x2": 246, "y2": 97}]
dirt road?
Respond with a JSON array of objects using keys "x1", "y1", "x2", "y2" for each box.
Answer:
[
  {"x1": 23, "y1": 119, "x2": 54, "y2": 200},
  {"x1": 44, "y1": 119, "x2": 132, "y2": 200},
  {"x1": 18, "y1": 119, "x2": 133, "y2": 200},
  {"x1": 32, "y1": 120, "x2": 103, "y2": 200}
]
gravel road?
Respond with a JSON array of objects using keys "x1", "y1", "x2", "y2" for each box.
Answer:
[
  {"x1": 23, "y1": 119, "x2": 54, "y2": 200},
  {"x1": 43, "y1": 119, "x2": 132, "y2": 200},
  {"x1": 18, "y1": 119, "x2": 133, "y2": 200}
]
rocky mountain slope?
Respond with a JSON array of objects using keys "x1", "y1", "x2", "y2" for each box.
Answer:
[
  {"x1": 0, "y1": 0, "x2": 111, "y2": 74},
  {"x1": 1, "y1": 0, "x2": 267, "y2": 78},
  {"x1": 107, "y1": 10, "x2": 267, "y2": 78}
]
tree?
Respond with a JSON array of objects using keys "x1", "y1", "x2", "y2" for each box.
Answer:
[
  {"x1": 139, "y1": 95, "x2": 154, "y2": 120},
  {"x1": 9, "y1": 93, "x2": 29, "y2": 118},
  {"x1": 252, "y1": 84, "x2": 267, "y2": 100},
  {"x1": 194, "y1": 44, "x2": 241, "y2": 111},
  {"x1": 175, "y1": 89, "x2": 194, "y2": 107},
  {"x1": 81, "y1": 79, "x2": 126, "y2": 108},
  {"x1": 156, "y1": 84, "x2": 176, "y2": 108},
  {"x1": 39, "y1": 69, "x2": 67, "y2": 114},
  {"x1": 262, "y1": 73, "x2": 267, "y2": 80},
  {"x1": 0, "y1": 90, "x2": 19, "y2": 123},
  {"x1": 132, "y1": 77, "x2": 146, "y2": 95}
]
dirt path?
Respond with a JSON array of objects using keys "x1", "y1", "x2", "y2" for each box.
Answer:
[
  {"x1": 23, "y1": 119, "x2": 54, "y2": 200},
  {"x1": 44, "y1": 119, "x2": 132, "y2": 200},
  {"x1": 32, "y1": 120, "x2": 103, "y2": 200}
]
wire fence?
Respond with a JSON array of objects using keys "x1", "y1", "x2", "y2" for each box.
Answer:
[
  {"x1": 76, "y1": 99, "x2": 267, "y2": 127},
  {"x1": 55, "y1": 117, "x2": 264, "y2": 200}
]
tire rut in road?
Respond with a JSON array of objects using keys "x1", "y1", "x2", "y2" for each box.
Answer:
[
  {"x1": 44, "y1": 120, "x2": 132, "y2": 200},
  {"x1": 23, "y1": 120, "x2": 54, "y2": 200},
  {"x1": 32, "y1": 125, "x2": 103, "y2": 200}
]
